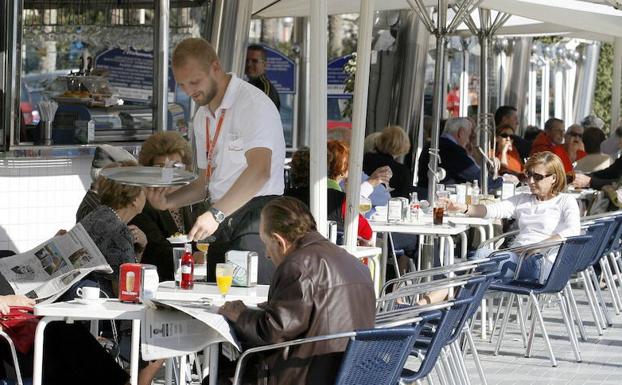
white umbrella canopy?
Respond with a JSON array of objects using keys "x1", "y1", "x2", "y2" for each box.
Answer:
[{"x1": 253, "y1": 0, "x2": 622, "y2": 41}]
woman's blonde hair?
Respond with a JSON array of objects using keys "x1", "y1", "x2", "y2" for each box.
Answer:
[
  {"x1": 524, "y1": 151, "x2": 567, "y2": 195},
  {"x1": 376, "y1": 125, "x2": 410, "y2": 157},
  {"x1": 139, "y1": 131, "x2": 192, "y2": 169}
]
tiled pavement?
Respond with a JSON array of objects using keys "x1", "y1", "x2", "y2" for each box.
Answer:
[{"x1": 405, "y1": 288, "x2": 622, "y2": 385}]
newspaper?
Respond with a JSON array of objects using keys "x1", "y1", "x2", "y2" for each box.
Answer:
[
  {"x1": 141, "y1": 298, "x2": 240, "y2": 361},
  {"x1": 0, "y1": 224, "x2": 112, "y2": 304}
]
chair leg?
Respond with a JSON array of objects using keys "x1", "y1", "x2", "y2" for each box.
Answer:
[
  {"x1": 557, "y1": 292, "x2": 582, "y2": 362},
  {"x1": 388, "y1": 233, "x2": 402, "y2": 279},
  {"x1": 608, "y1": 252, "x2": 622, "y2": 298},
  {"x1": 464, "y1": 328, "x2": 488, "y2": 385},
  {"x1": 450, "y1": 342, "x2": 471, "y2": 385},
  {"x1": 525, "y1": 296, "x2": 538, "y2": 358},
  {"x1": 528, "y1": 293, "x2": 557, "y2": 367},
  {"x1": 600, "y1": 258, "x2": 622, "y2": 314},
  {"x1": 515, "y1": 295, "x2": 529, "y2": 348},
  {"x1": 434, "y1": 364, "x2": 449, "y2": 385},
  {"x1": 581, "y1": 271, "x2": 604, "y2": 335},
  {"x1": 440, "y1": 349, "x2": 457, "y2": 385},
  {"x1": 565, "y1": 284, "x2": 587, "y2": 342},
  {"x1": 445, "y1": 346, "x2": 464, "y2": 385},
  {"x1": 589, "y1": 267, "x2": 614, "y2": 326},
  {"x1": 488, "y1": 293, "x2": 506, "y2": 343},
  {"x1": 494, "y1": 293, "x2": 515, "y2": 355}
]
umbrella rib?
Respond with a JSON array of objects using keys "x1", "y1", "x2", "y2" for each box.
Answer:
[{"x1": 407, "y1": 0, "x2": 436, "y2": 33}]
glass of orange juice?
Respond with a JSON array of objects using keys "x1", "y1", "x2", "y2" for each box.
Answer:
[{"x1": 215, "y1": 263, "x2": 234, "y2": 299}]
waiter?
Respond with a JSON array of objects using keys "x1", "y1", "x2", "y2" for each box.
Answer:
[{"x1": 147, "y1": 38, "x2": 285, "y2": 284}]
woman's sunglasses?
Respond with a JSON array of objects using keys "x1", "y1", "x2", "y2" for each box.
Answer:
[
  {"x1": 525, "y1": 171, "x2": 553, "y2": 181},
  {"x1": 568, "y1": 132, "x2": 583, "y2": 138},
  {"x1": 498, "y1": 133, "x2": 512, "y2": 139}
]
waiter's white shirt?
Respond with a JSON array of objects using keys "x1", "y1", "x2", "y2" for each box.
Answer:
[{"x1": 193, "y1": 73, "x2": 285, "y2": 201}]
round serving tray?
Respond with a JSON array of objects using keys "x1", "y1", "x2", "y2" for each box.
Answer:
[{"x1": 100, "y1": 166, "x2": 198, "y2": 187}]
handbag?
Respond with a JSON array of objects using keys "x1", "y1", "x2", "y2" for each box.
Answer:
[{"x1": 0, "y1": 306, "x2": 39, "y2": 354}]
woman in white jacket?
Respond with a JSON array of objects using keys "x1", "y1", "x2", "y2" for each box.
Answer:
[{"x1": 443, "y1": 151, "x2": 580, "y2": 282}]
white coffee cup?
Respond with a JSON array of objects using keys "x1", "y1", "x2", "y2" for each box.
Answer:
[{"x1": 76, "y1": 286, "x2": 100, "y2": 301}]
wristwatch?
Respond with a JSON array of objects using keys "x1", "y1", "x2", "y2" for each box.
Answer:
[{"x1": 209, "y1": 207, "x2": 226, "y2": 224}]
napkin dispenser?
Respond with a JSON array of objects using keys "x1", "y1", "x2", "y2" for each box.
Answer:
[
  {"x1": 225, "y1": 250, "x2": 258, "y2": 287},
  {"x1": 119, "y1": 263, "x2": 159, "y2": 303}
]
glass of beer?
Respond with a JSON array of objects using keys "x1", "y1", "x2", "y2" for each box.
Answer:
[
  {"x1": 215, "y1": 263, "x2": 234, "y2": 299},
  {"x1": 195, "y1": 241, "x2": 209, "y2": 264},
  {"x1": 359, "y1": 196, "x2": 372, "y2": 215},
  {"x1": 434, "y1": 190, "x2": 449, "y2": 225}
]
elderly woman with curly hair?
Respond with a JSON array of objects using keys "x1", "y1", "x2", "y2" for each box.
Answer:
[
  {"x1": 130, "y1": 132, "x2": 207, "y2": 281},
  {"x1": 79, "y1": 176, "x2": 147, "y2": 296}
]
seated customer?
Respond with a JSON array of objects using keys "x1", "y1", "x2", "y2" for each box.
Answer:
[
  {"x1": 363, "y1": 125, "x2": 415, "y2": 199},
  {"x1": 80, "y1": 176, "x2": 147, "y2": 296},
  {"x1": 130, "y1": 131, "x2": 208, "y2": 281},
  {"x1": 495, "y1": 123, "x2": 524, "y2": 176},
  {"x1": 573, "y1": 126, "x2": 622, "y2": 190},
  {"x1": 441, "y1": 151, "x2": 580, "y2": 283},
  {"x1": 574, "y1": 126, "x2": 611, "y2": 173},
  {"x1": 551, "y1": 124, "x2": 586, "y2": 172},
  {"x1": 286, "y1": 145, "x2": 373, "y2": 243},
  {"x1": 418, "y1": 117, "x2": 503, "y2": 196},
  {"x1": 76, "y1": 145, "x2": 137, "y2": 222},
  {"x1": 0, "y1": 295, "x2": 128, "y2": 385},
  {"x1": 218, "y1": 197, "x2": 375, "y2": 385}
]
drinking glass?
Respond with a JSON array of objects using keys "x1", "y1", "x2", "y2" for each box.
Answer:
[
  {"x1": 215, "y1": 263, "x2": 234, "y2": 299},
  {"x1": 359, "y1": 196, "x2": 372, "y2": 215},
  {"x1": 195, "y1": 241, "x2": 209, "y2": 264}
]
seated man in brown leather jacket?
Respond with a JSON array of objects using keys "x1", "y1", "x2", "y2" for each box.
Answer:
[{"x1": 218, "y1": 196, "x2": 376, "y2": 385}]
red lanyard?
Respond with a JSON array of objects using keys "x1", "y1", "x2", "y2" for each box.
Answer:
[{"x1": 205, "y1": 109, "x2": 227, "y2": 180}]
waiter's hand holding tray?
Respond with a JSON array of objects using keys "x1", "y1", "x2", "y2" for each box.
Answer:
[{"x1": 100, "y1": 166, "x2": 198, "y2": 187}]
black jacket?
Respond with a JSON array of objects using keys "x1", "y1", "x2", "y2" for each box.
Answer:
[
  {"x1": 363, "y1": 151, "x2": 415, "y2": 199},
  {"x1": 130, "y1": 202, "x2": 207, "y2": 281}
]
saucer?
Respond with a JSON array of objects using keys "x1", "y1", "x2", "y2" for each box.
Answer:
[
  {"x1": 167, "y1": 234, "x2": 191, "y2": 244},
  {"x1": 74, "y1": 298, "x2": 107, "y2": 305}
]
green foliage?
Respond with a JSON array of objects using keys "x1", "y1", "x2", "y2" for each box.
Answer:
[
  {"x1": 594, "y1": 42, "x2": 614, "y2": 131},
  {"x1": 342, "y1": 53, "x2": 357, "y2": 119}
]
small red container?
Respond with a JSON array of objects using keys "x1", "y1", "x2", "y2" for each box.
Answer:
[{"x1": 119, "y1": 263, "x2": 159, "y2": 303}]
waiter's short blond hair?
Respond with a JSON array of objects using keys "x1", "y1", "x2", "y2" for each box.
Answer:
[{"x1": 172, "y1": 38, "x2": 218, "y2": 72}]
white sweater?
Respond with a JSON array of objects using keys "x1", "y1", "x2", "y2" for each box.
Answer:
[{"x1": 484, "y1": 193, "x2": 580, "y2": 247}]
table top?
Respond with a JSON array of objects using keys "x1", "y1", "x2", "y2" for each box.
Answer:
[
  {"x1": 340, "y1": 245, "x2": 382, "y2": 258},
  {"x1": 155, "y1": 282, "x2": 270, "y2": 305},
  {"x1": 35, "y1": 299, "x2": 144, "y2": 319},
  {"x1": 445, "y1": 214, "x2": 495, "y2": 226},
  {"x1": 370, "y1": 218, "x2": 469, "y2": 236}
]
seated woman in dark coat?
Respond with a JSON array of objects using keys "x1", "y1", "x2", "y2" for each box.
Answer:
[
  {"x1": 130, "y1": 132, "x2": 207, "y2": 281},
  {"x1": 79, "y1": 176, "x2": 147, "y2": 297},
  {"x1": 363, "y1": 125, "x2": 415, "y2": 199}
]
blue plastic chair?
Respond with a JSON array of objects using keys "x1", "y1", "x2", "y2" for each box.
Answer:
[
  {"x1": 231, "y1": 327, "x2": 420, "y2": 385},
  {"x1": 398, "y1": 274, "x2": 488, "y2": 384},
  {"x1": 568, "y1": 219, "x2": 616, "y2": 338},
  {"x1": 489, "y1": 235, "x2": 592, "y2": 367}
]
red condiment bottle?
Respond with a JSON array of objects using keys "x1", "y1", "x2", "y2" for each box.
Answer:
[{"x1": 180, "y1": 243, "x2": 194, "y2": 289}]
